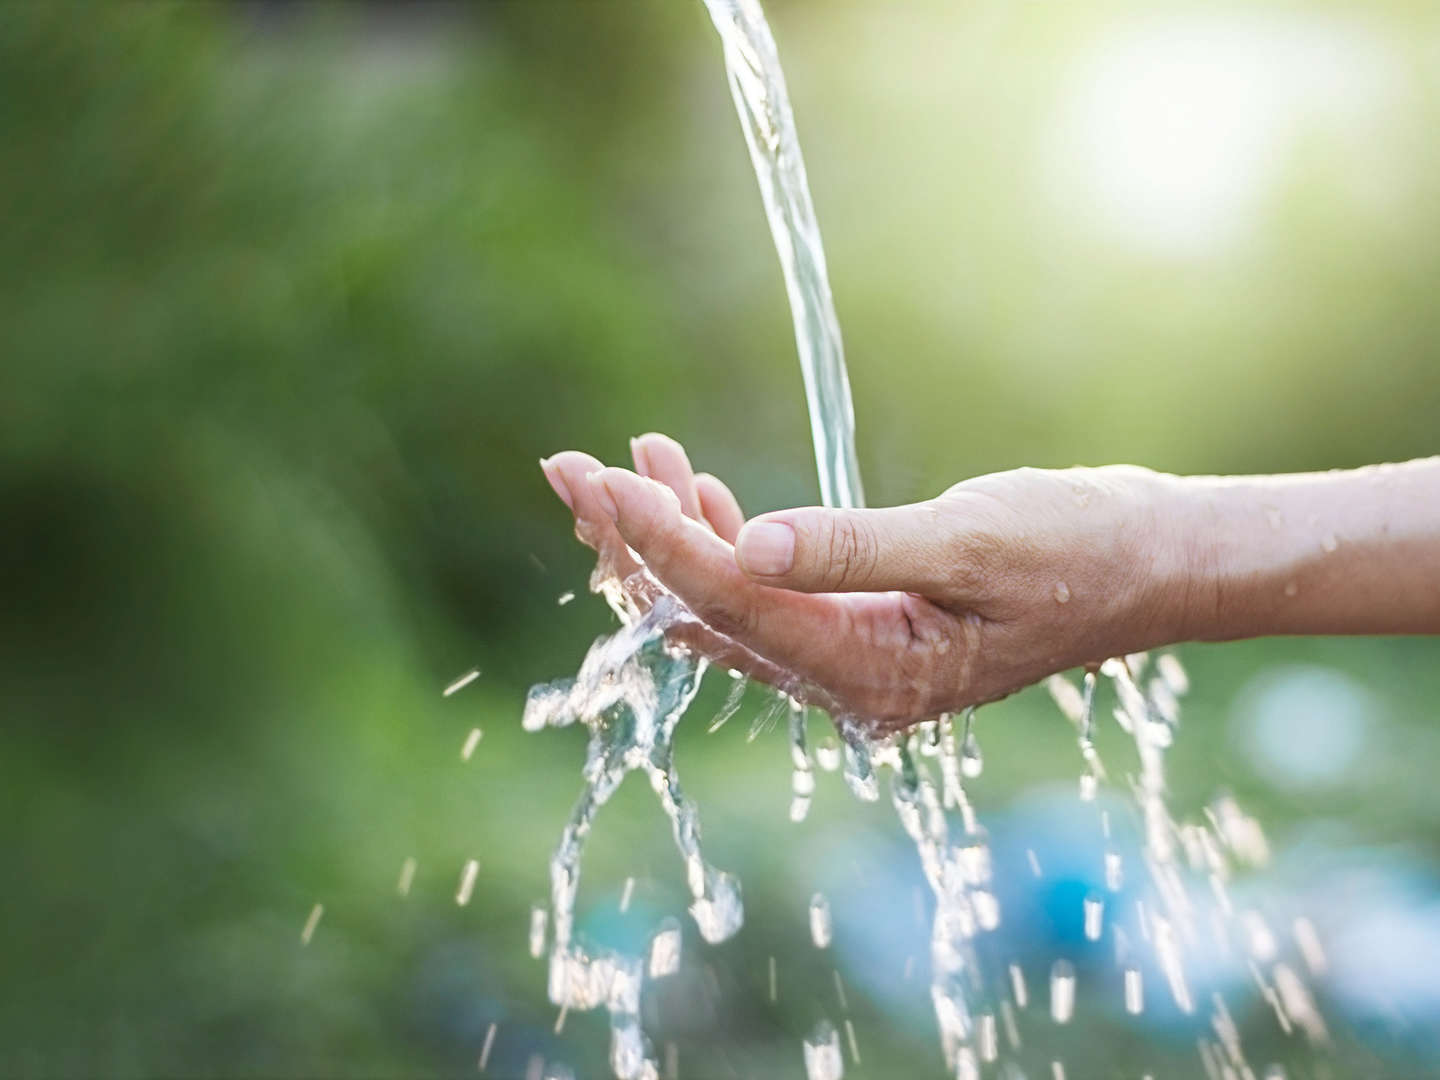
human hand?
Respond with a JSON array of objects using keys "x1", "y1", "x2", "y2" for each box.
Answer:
[{"x1": 541, "y1": 433, "x2": 1188, "y2": 731}]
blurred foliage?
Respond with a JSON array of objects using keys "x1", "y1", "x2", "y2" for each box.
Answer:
[{"x1": 4, "y1": 1, "x2": 1439, "y2": 1077}]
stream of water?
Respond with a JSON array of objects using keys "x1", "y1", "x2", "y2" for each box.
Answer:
[{"x1": 518, "y1": 2, "x2": 1332, "y2": 1077}]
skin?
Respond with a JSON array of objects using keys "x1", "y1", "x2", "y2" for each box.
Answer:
[{"x1": 540, "y1": 435, "x2": 1440, "y2": 733}]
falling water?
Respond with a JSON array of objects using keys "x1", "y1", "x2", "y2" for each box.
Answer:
[
  {"x1": 697, "y1": 0, "x2": 863, "y2": 511},
  {"x1": 518, "y1": 0, "x2": 1334, "y2": 1075}
]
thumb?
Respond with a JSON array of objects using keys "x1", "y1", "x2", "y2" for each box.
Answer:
[{"x1": 734, "y1": 501, "x2": 955, "y2": 594}]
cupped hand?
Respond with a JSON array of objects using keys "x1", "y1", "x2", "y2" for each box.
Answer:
[{"x1": 541, "y1": 433, "x2": 1187, "y2": 731}]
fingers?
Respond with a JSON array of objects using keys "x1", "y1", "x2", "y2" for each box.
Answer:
[
  {"x1": 695, "y1": 472, "x2": 746, "y2": 543},
  {"x1": 734, "y1": 502, "x2": 957, "y2": 596},
  {"x1": 588, "y1": 467, "x2": 843, "y2": 676},
  {"x1": 540, "y1": 451, "x2": 640, "y2": 578},
  {"x1": 630, "y1": 432, "x2": 705, "y2": 523}
]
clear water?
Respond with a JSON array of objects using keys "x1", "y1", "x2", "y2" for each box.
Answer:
[{"x1": 518, "y1": 0, "x2": 1334, "y2": 1076}]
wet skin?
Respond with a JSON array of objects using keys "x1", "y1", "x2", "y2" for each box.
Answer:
[{"x1": 541, "y1": 436, "x2": 1440, "y2": 732}]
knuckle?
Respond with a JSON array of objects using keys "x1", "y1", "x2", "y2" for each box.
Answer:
[
  {"x1": 697, "y1": 598, "x2": 757, "y2": 641},
  {"x1": 825, "y1": 515, "x2": 879, "y2": 589}
]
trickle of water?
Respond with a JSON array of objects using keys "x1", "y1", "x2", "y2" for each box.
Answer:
[
  {"x1": 1049, "y1": 960, "x2": 1076, "y2": 1024},
  {"x1": 809, "y1": 892, "x2": 833, "y2": 949},
  {"x1": 803, "y1": 1019, "x2": 845, "y2": 1080}
]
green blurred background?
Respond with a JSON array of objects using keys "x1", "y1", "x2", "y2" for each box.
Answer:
[{"x1": 5, "y1": 2, "x2": 1440, "y2": 1077}]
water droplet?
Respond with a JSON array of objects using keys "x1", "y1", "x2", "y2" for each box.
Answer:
[
  {"x1": 977, "y1": 1012, "x2": 997, "y2": 1062},
  {"x1": 843, "y1": 1017, "x2": 861, "y2": 1065},
  {"x1": 1104, "y1": 849, "x2": 1123, "y2": 891},
  {"x1": 529, "y1": 904, "x2": 549, "y2": 958},
  {"x1": 444, "y1": 668, "x2": 481, "y2": 697},
  {"x1": 802, "y1": 1019, "x2": 844, "y2": 1080},
  {"x1": 1124, "y1": 967, "x2": 1143, "y2": 1014},
  {"x1": 1083, "y1": 891, "x2": 1105, "y2": 941},
  {"x1": 619, "y1": 876, "x2": 635, "y2": 913},
  {"x1": 396, "y1": 856, "x2": 417, "y2": 897},
  {"x1": 647, "y1": 917, "x2": 682, "y2": 977},
  {"x1": 461, "y1": 727, "x2": 484, "y2": 761},
  {"x1": 456, "y1": 860, "x2": 479, "y2": 906},
  {"x1": 1009, "y1": 963, "x2": 1029, "y2": 1008},
  {"x1": 1053, "y1": 581, "x2": 1071, "y2": 604},
  {"x1": 557, "y1": 590, "x2": 576, "y2": 606},
  {"x1": 1049, "y1": 959, "x2": 1076, "y2": 1023},
  {"x1": 478, "y1": 1022, "x2": 497, "y2": 1072},
  {"x1": 960, "y1": 730, "x2": 984, "y2": 778},
  {"x1": 1283, "y1": 581, "x2": 1299, "y2": 598},
  {"x1": 300, "y1": 902, "x2": 323, "y2": 946},
  {"x1": 815, "y1": 736, "x2": 841, "y2": 772},
  {"x1": 1321, "y1": 534, "x2": 1338, "y2": 553},
  {"x1": 809, "y1": 892, "x2": 833, "y2": 948},
  {"x1": 793, "y1": 768, "x2": 816, "y2": 796},
  {"x1": 1293, "y1": 916, "x2": 1327, "y2": 976}
]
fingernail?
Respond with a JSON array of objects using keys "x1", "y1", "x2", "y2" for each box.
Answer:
[
  {"x1": 630, "y1": 437, "x2": 652, "y2": 478},
  {"x1": 539, "y1": 457, "x2": 574, "y2": 511},
  {"x1": 588, "y1": 472, "x2": 619, "y2": 520},
  {"x1": 736, "y1": 521, "x2": 794, "y2": 576}
]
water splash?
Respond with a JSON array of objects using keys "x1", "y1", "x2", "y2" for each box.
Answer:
[{"x1": 518, "y1": 0, "x2": 1335, "y2": 1075}]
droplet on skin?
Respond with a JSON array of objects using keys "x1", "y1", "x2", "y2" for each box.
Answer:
[
  {"x1": 1283, "y1": 580, "x2": 1299, "y2": 597},
  {"x1": 1053, "y1": 581, "x2": 1071, "y2": 604},
  {"x1": 1321, "y1": 534, "x2": 1338, "y2": 553}
]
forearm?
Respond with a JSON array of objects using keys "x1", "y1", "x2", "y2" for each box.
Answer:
[{"x1": 1161, "y1": 457, "x2": 1440, "y2": 641}]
